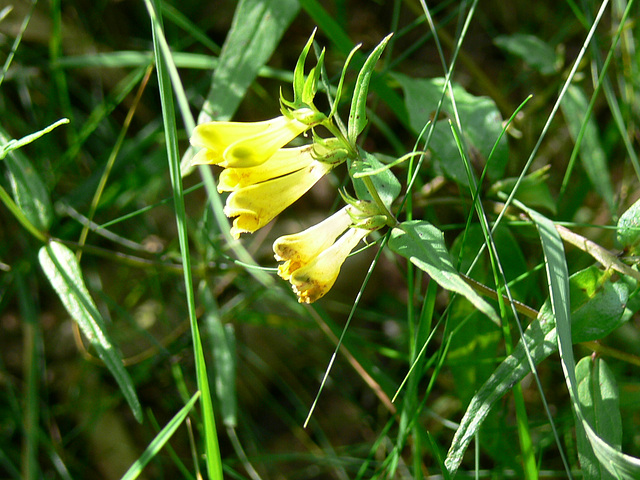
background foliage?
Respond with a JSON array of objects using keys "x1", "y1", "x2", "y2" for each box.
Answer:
[{"x1": 2, "y1": 0, "x2": 640, "y2": 479}]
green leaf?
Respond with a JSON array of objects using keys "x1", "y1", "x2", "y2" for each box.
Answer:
[
  {"x1": 576, "y1": 357, "x2": 622, "y2": 480},
  {"x1": 616, "y1": 196, "x2": 640, "y2": 252},
  {"x1": 444, "y1": 266, "x2": 628, "y2": 477},
  {"x1": 348, "y1": 33, "x2": 392, "y2": 144},
  {"x1": 349, "y1": 149, "x2": 401, "y2": 208},
  {"x1": 530, "y1": 208, "x2": 640, "y2": 480},
  {"x1": 200, "y1": 0, "x2": 299, "y2": 122},
  {"x1": 494, "y1": 33, "x2": 558, "y2": 75},
  {"x1": 0, "y1": 126, "x2": 54, "y2": 232},
  {"x1": 561, "y1": 84, "x2": 615, "y2": 214},
  {"x1": 121, "y1": 392, "x2": 200, "y2": 480},
  {"x1": 38, "y1": 241, "x2": 142, "y2": 422},
  {"x1": 394, "y1": 74, "x2": 508, "y2": 186},
  {"x1": 389, "y1": 220, "x2": 500, "y2": 325}
]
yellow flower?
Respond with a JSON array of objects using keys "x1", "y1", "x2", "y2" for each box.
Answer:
[
  {"x1": 217, "y1": 144, "x2": 318, "y2": 193},
  {"x1": 288, "y1": 226, "x2": 370, "y2": 303},
  {"x1": 273, "y1": 205, "x2": 375, "y2": 302},
  {"x1": 189, "y1": 110, "x2": 314, "y2": 168},
  {"x1": 223, "y1": 147, "x2": 334, "y2": 239},
  {"x1": 273, "y1": 206, "x2": 353, "y2": 280}
]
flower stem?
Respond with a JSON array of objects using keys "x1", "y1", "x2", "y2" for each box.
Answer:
[{"x1": 361, "y1": 175, "x2": 397, "y2": 227}]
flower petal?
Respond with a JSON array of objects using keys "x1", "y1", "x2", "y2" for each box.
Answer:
[
  {"x1": 217, "y1": 145, "x2": 315, "y2": 192},
  {"x1": 224, "y1": 161, "x2": 333, "y2": 238},
  {"x1": 189, "y1": 112, "x2": 312, "y2": 168},
  {"x1": 273, "y1": 206, "x2": 352, "y2": 280},
  {"x1": 223, "y1": 116, "x2": 309, "y2": 167},
  {"x1": 290, "y1": 227, "x2": 370, "y2": 303},
  {"x1": 190, "y1": 119, "x2": 277, "y2": 164}
]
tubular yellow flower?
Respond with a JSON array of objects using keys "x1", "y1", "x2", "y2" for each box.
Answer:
[
  {"x1": 224, "y1": 160, "x2": 333, "y2": 239},
  {"x1": 289, "y1": 226, "x2": 370, "y2": 303},
  {"x1": 273, "y1": 206, "x2": 353, "y2": 280},
  {"x1": 217, "y1": 145, "x2": 316, "y2": 193},
  {"x1": 189, "y1": 110, "x2": 314, "y2": 168}
]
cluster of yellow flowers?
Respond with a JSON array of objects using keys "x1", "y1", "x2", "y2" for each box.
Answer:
[
  {"x1": 189, "y1": 108, "x2": 384, "y2": 303},
  {"x1": 188, "y1": 33, "x2": 395, "y2": 303}
]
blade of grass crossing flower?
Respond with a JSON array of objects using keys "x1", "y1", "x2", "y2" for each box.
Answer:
[
  {"x1": 38, "y1": 241, "x2": 143, "y2": 422},
  {"x1": 145, "y1": 1, "x2": 222, "y2": 478},
  {"x1": 120, "y1": 392, "x2": 200, "y2": 480},
  {"x1": 530, "y1": 209, "x2": 640, "y2": 479}
]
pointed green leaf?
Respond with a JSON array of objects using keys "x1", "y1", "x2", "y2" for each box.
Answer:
[
  {"x1": 530, "y1": 208, "x2": 640, "y2": 480},
  {"x1": 121, "y1": 392, "x2": 200, "y2": 480},
  {"x1": 347, "y1": 33, "x2": 392, "y2": 144},
  {"x1": 394, "y1": 74, "x2": 508, "y2": 186},
  {"x1": 494, "y1": 34, "x2": 558, "y2": 75},
  {"x1": 389, "y1": 220, "x2": 500, "y2": 325},
  {"x1": 38, "y1": 241, "x2": 142, "y2": 422}
]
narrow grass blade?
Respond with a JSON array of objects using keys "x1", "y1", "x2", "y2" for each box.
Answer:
[
  {"x1": 389, "y1": 220, "x2": 500, "y2": 325},
  {"x1": 38, "y1": 241, "x2": 142, "y2": 422},
  {"x1": 145, "y1": 0, "x2": 222, "y2": 477},
  {"x1": 120, "y1": 392, "x2": 200, "y2": 480}
]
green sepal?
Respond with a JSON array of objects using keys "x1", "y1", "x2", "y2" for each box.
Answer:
[
  {"x1": 281, "y1": 29, "x2": 316, "y2": 108},
  {"x1": 348, "y1": 33, "x2": 393, "y2": 144},
  {"x1": 329, "y1": 43, "x2": 362, "y2": 119},
  {"x1": 302, "y1": 48, "x2": 325, "y2": 105},
  {"x1": 312, "y1": 135, "x2": 350, "y2": 165}
]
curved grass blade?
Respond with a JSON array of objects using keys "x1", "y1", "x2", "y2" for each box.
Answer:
[
  {"x1": 120, "y1": 392, "x2": 200, "y2": 480},
  {"x1": 444, "y1": 265, "x2": 628, "y2": 476},
  {"x1": 531, "y1": 209, "x2": 640, "y2": 479},
  {"x1": 38, "y1": 241, "x2": 142, "y2": 422}
]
